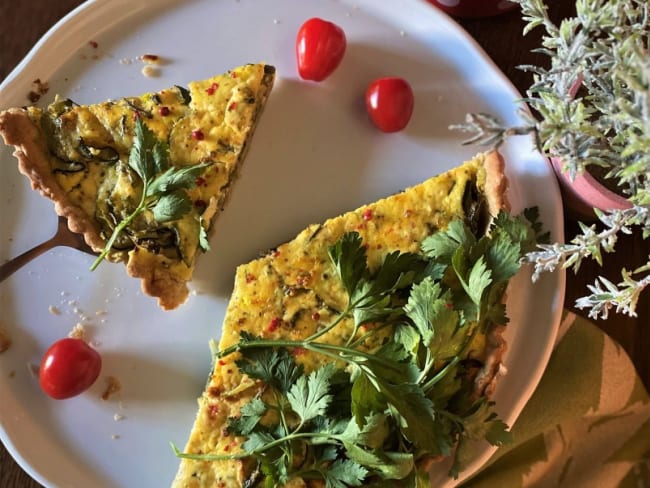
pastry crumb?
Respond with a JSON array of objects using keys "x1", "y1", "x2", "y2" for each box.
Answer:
[
  {"x1": 101, "y1": 375, "x2": 122, "y2": 401},
  {"x1": 140, "y1": 53, "x2": 161, "y2": 64},
  {"x1": 26, "y1": 78, "x2": 49, "y2": 104},
  {"x1": 0, "y1": 325, "x2": 11, "y2": 353},
  {"x1": 48, "y1": 305, "x2": 61, "y2": 315},
  {"x1": 141, "y1": 65, "x2": 160, "y2": 78},
  {"x1": 68, "y1": 323, "x2": 86, "y2": 340},
  {"x1": 113, "y1": 413, "x2": 125, "y2": 421},
  {"x1": 111, "y1": 434, "x2": 121, "y2": 440}
]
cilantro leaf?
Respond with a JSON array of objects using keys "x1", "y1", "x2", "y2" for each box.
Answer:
[
  {"x1": 128, "y1": 118, "x2": 158, "y2": 182},
  {"x1": 370, "y1": 251, "x2": 426, "y2": 295},
  {"x1": 452, "y1": 252, "x2": 492, "y2": 306},
  {"x1": 242, "y1": 431, "x2": 276, "y2": 453},
  {"x1": 483, "y1": 231, "x2": 521, "y2": 283},
  {"x1": 227, "y1": 397, "x2": 267, "y2": 436},
  {"x1": 343, "y1": 443, "x2": 414, "y2": 480},
  {"x1": 449, "y1": 399, "x2": 512, "y2": 479},
  {"x1": 323, "y1": 459, "x2": 368, "y2": 488},
  {"x1": 152, "y1": 190, "x2": 192, "y2": 222},
  {"x1": 148, "y1": 161, "x2": 212, "y2": 195},
  {"x1": 341, "y1": 414, "x2": 390, "y2": 450},
  {"x1": 328, "y1": 232, "x2": 368, "y2": 298},
  {"x1": 287, "y1": 364, "x2": 336, "y2": 424},
  {"x1": 372, "y1": 378, "x2": 441, "y2": 455},
  {"x1": 421, "y1": 220, "x2": 476, "y2": 263},
  {"x1": 404, "y1": 277, "x2": 442, "y2": 346},
  {"x1": 236, "y1": 346, "x2": 303, "y2": 394}
]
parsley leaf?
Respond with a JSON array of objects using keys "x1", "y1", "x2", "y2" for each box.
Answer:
[
  {"x1": 323, "y1": 459, "x2": 368, "y2": 488},
  {"x1": 227, "y1": 397, "x2": 267, "y2": 436},
  {"x1": 328, "y1": 231, "x2": 368, "y2": 298},
  {"x1": 199, "y1": 209, "x2": 548, "y2": 485},
  {"x1": 287, "y1": 364, "x2": 336, "y2": 424},
  {"x1": 236, "y1": 345, "x2": 303, "y2": 394},
  {"x1": 90, "y1": 118, "x2": 212, "y2": 270}
]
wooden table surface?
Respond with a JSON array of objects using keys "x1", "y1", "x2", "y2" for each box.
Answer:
[{"x1": 1, "y1": 1, "x2": 648, "y2": 487}]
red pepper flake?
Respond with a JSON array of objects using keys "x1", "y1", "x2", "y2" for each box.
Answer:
[
  {"x1": 192, "y1": 129, "x2": 205, "y2": 140},
  {"x1": 228, "y1": 101, "x2": 238, "y2": 111},
  {"x1": 271, "y1": 249, "x2": 280, "y2": 258},
  {"x1": 311, "y1": 312, "x2": 321, "y2": 321},
  {"x1": 404, "y1": 209, "x2": 413, "y2": 217},
  {"x1": 230, "y1": 71, "x2": 238, "y2": 78},
  {"x1": 158, "y1": 106, "x2": 170, "y2": 116},
  {"x1": 292, "y1": 347, "x2": 307, "y2": 357},
  {"x1": 267, "y1": 317, "x2": 281, "y2": 333},
  {"x1": 207, "y1": 404, "x2": 219, "y2": 417},
  {"x1": 206, "y1": 82, "x2": 219, "y2": 95},
  {"x1": 445, "y1": 302, "x2": 454, "y2": 310},
  {"x1": 218, "y1": 359, "x2": 226, "y2": 366},
  {"x1": 296, "y1": 273, "x2": 311, "y2": 287},
  {"x1": 194, "y1": 199, "x2": 207, "y2": 210},
  {"x1": 362, "y1": 209, "x2": 373, "y2": 221},
  {"x1": 223, "y1": 444, "x2": 230, "y2": 452},
  {"x1": 132, "y1": 112, "x2": 141, "y2": 122},
  {"x1": 89, "y1": 40, "x2": 98, "y2": 49},
  {"x1": 245, "y1": 273, "x2": 257, "y2": 283},
  {"x1": 195, "y1": 176, "x2": 206, "y2": 186}
]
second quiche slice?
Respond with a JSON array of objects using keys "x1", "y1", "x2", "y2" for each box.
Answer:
[
  {"x1": 0, "y1": 63, "x2": 275, "y2": 310},
  {"x1": 172, "y1": 152, "x2": 533, "y2": 487}
]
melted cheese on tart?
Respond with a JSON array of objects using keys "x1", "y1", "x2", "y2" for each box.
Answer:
[
  {"x1": 172, "y1": 152, "x2": 508, "y2": 488},
  {"x1": 0, "y1": 63, "x2": 275, "y2": 310}
]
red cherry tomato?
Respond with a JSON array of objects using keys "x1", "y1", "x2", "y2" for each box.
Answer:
[
  {"x1": 39, "y1": 338, "x2": 102, "y2": 399},
  {"x1": 296, "y1": 17, "x2": 346, "y2": 81},
  {"x1": 365, "y1": 77, "x2": 414, "y2": 133}
]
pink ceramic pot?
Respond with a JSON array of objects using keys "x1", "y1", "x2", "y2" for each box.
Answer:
[
  {"x1": 426, "y1": 0, "x2": 518, "y2": 18},
  {"x1": 550, "y1": 157, "x2": 632, "y2": 220}
]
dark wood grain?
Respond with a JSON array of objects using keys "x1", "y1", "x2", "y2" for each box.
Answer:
[{"x1": 1, "y1": 1, "x2": 647, "y2": 487}]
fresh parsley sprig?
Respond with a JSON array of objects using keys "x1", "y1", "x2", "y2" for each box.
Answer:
[
  {"x1": 177, "y1": 209, "x2": 544, "y2": 486},
  {"x1": 90, "y1": 118, "x2": 211, "y2": 270}
]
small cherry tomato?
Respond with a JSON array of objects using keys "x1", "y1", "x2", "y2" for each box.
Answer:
[
  {"x1": 365, "y1": 77, "x2": 414, "y2": 133},
  {"x1": 39, "y1": 338, "x2": 102, "y2": 400},
  {"x1": 296, "y1": 17, "x2": 346, "y2": 81}
]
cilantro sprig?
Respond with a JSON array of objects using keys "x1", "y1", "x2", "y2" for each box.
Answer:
[
  {"x1": 175, "y1": 209, "x2": 545, "y2": 486},
  {"x1": 90, "y1": 118, "x2": 211, "y2": 270}
]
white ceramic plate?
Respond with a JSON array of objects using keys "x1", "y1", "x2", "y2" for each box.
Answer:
[{"x1": 0, "y1": 1, "x2": 565, "y2": 487}]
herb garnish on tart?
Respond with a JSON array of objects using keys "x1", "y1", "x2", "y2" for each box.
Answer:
[
  {"x1": 0, "y1": 63, "x2": 276, "y2": 310},
  {"x1": 172, "y1": 152, "x2": 548, "y2": 487}
]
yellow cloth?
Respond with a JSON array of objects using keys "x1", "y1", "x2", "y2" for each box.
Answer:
[{"x1": 462, "y1": 311, "x2": 650, "y2": 487}]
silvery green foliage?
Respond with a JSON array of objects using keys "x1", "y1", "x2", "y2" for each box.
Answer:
[{"x1": 453, "y1": 0, "x2": 650, "y2": 317}]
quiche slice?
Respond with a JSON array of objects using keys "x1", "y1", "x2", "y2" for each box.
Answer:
[
  {"x1": 172, "y1": 151, "x2": 513, "y2": 487},
  {"x1": 0, "y1": 63, "x2": 275, "y2": 310}
]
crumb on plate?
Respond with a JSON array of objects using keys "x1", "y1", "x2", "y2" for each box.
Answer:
[
  {"x1": 0, "y1": 325, "x2": 11, "y2": 353},
  {"x1": 101, "y1": 375, "x2": 122, "y2": 401}
]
